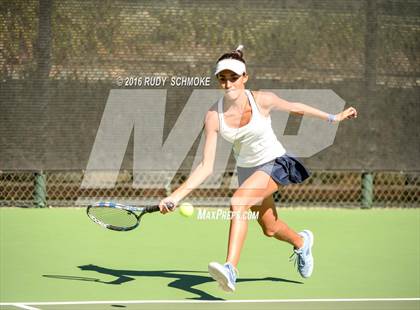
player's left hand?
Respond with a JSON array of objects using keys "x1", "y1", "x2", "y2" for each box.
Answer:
[{"x1": 335, "y1": 107, "x2": 357, "y2": 122}]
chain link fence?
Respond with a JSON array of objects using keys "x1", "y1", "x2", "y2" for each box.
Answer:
[
  {"x1": 1, "y1": 170, "x2": 418, "y2": 208},
  {"x1": 1, "y1": 1, "x2": 419, "y2": 210}
]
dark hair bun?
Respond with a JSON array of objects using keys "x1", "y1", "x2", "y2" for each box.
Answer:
[
  {"x1": 217, "y1": 45, "x2": 246, "y2": 63},
  {"x1": 233, "y1": 45, "x2": 244, "y2": 58},
  {"x1": 233, "y1": 50, "x2": 243, "y2": 58}
]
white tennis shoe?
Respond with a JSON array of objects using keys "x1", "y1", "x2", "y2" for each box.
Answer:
[
  {"x1": 208, "y1": 261, "x2": 237, "y2": 292},
  {"x1": 290, "y1": 229, "x2": 314, "y2": 278}
]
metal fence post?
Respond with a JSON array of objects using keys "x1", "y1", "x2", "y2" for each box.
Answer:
[
  {"x1": 34, "y1": 171, "x2": 47, "y2": 208},
  {"x1": 361, "y1": 172, "x2": 373, "y2": 209}
]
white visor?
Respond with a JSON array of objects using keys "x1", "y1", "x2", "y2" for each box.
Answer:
[{"x1": 214, "y1": 59, "x2": 246, "y2": 76}]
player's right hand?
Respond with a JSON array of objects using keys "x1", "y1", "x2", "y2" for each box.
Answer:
[
  {"x1": 159, "y1": 198, "x2": 177, "y2": 214},
  {"x1": 336, "y1": 107, "x2": 358, "y2": 122}
]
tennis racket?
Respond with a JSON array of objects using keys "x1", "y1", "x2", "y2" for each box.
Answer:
[{"x1": 86, "y1": 201, "x2": 173, "y2": 232}]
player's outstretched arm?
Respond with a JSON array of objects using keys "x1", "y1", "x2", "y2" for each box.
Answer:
[
  {"x1": 159, "y1": 110, "x2": 218, "y2": 213},
  {"x1": 260, "y1": 91, "x2": 358, "y2": 123}
]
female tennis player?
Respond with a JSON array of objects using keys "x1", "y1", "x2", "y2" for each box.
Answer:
[{"x1": 159, "y1": 45, "x2": 357, "y2": 292}]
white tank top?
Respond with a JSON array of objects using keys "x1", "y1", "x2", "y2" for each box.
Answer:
[{"x1": 218, "y1": 90, "x2": 286, "y2": 167}]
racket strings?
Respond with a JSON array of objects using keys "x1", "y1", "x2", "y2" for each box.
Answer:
[{"x1": 89, "y1": 207, "x2": 138, "y2": 228}]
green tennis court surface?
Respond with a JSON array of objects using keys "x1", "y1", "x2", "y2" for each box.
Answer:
[
  {"x1": 1, "y1": 208, "x2": 419, "y2": 310},
  {"x1": 1, "y1": 299, "x2": 420, "y2": 310}
]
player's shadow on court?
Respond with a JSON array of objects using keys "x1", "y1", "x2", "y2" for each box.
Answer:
[{"x1": 43, "y1": 264, "x2": 303, "y2": 300}]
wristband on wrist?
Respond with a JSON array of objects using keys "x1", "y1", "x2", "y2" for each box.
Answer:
[{"x1": 327, "y1": 114, "x2": 336, "y2": 123}]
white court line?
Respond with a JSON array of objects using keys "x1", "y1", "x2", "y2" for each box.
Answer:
[
  {"x1": 11, "y1": 304, "x2": 40, "y2": 310},
  {"x1": 1, "y1": 298, "x2": 419, "y2": 306}
]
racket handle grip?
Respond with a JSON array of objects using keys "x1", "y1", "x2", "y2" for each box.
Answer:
[
  {"x1": 145, "y1": 202, "x2": 174, "y2": 213},
  {"x1": 145, "y1": 205, "x2": 160, "y2": 213}
]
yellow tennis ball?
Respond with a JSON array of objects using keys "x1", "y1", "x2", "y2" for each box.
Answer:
[{"x1": 179, "y1": 202, "x2": 194, "y2": 217}]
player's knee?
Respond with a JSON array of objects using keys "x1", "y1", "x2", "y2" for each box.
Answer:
[
  {"x1": 261, "y1": 225, "x2": 276, "y2": 237},
  {"x1": 230, "y1": 202, "x2": 249, "y2": 212},
  {"x1": 230, "y1": 193, "x2": 252, "y2": 211}
]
